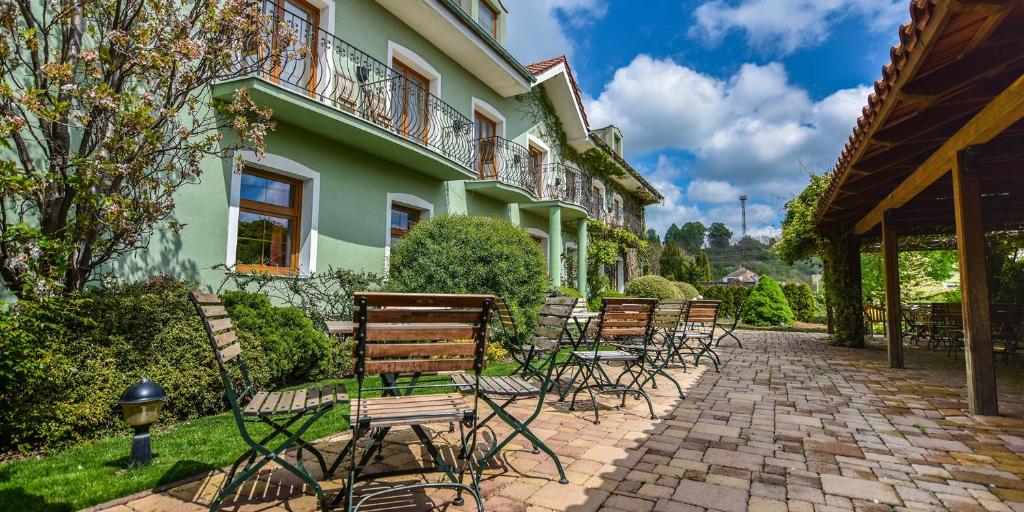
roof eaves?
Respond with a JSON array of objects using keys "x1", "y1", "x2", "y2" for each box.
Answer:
[
  {"x1": 815, "y1": 0, "x2": 940, "y2": 223},
  {"x1": 527, "y1": 56, "x2": 590, "y2": 128},
  {"x1": 437, "y1": 0, "x2": 536, "y2": 84},
  {"x1": 590, "y1": 135, "x2": 664, "y2": 203}
]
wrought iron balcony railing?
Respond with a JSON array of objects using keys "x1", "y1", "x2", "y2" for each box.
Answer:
[
  {"x1": 606, "y1": 208, "x2": 644, "y2": 235},
  {"x1": 474, "y1": 136, "x2": 539, "y2": 196},
  {"x1": 541, "y1": 163, "x2": 591, "y2": 210},
  {"x1": 239, "y1": 1, "x2": 475, "y2": 166}
]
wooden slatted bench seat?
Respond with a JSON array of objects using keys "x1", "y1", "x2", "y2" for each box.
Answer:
[
  {"x1": 242, "y1": 385, "x2": 347, "y2": 417},
  {"x1": 451, "y1": 374, "x2": 540, "y2": 397}
]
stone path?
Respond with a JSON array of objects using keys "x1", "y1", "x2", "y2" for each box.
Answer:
[{"x1": 93, "y1": 330, "x2": 1024, "y2": 512}]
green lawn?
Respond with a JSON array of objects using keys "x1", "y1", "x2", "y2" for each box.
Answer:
[{"x1": 0, "y1": 362, "x2": 519, "y2": 511}]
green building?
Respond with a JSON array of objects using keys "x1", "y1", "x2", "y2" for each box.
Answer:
[{"x1": 120, "y1": 0, "x2": 663, "y2": 294}]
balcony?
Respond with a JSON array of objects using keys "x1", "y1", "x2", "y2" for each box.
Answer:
[
  {"x1": 465, "y1": 136, "x2": 540, "y2": 202},
  {"x1": 216, "y1": 0, "x2": 476, "y2": 180},
  {"x1": 605, "y1": 208, "x2": 645, "y2": 235}
]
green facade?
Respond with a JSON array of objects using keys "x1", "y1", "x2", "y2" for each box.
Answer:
[{"x1": 115, "y1": 0, "x2": 659, "y2": 293}]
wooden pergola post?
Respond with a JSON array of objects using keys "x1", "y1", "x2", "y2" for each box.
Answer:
[
  {"x1": 953, "y1": 146, "x2": 997, "y2": 416},
  {"x1": 881, "y1": 211, "x2": 903, "y2": 369}
]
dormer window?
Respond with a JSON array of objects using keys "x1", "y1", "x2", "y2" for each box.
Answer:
[
  {"x1": 478, "y1": 1, "x2": 498, "y2": 38},
  {"x1": 613, "y1": 132, "x2": 623, "y2": 156}
]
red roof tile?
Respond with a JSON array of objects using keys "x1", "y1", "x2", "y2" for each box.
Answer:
[{"x1": 818, "y1": 0, "x2": 939, "y2": 221}]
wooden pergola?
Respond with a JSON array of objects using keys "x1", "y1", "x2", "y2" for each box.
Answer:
[{"x1": 816, "y1": 0, "x2": 1024, "y2": 415}]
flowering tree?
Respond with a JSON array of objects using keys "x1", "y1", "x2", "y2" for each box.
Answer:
[{"x1": 0, "y1": 0, "x2": 293, "y2": 298}]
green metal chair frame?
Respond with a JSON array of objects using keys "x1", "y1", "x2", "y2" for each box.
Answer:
[
  {"x1": 452, "y1": 296, "x2": 578, "y2": 484},
  {"x1": 715, "y1": 298, "x2": 746, "y2": 348},
  {"x1": 493, "y1": 297, "x2": 547, "y2": 382},
  {"x1": 565, "y1": 297, "x2": 658, "y2": 424},
  {"x1": 629, "y1": 298, "x2": 688, "y2": 398},
  {"x1": 190, "y1": 292, "x2": 347, "y2": 512},
  {"x1": 678, "y1": 300, "x2": 723, "y2": 372},
  {"x1": 337, "y1": 292, "x2": 492, "y2": 512}
]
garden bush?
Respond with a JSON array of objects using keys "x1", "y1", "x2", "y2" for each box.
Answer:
[
  {"x1": 588, "y1": 290, "x2": 625, "y2": 311},
  {"x1": 551, "y1": 286, "x2": 583, "y2": 298},
  {"x1": 782, "y1": 282, "x2": 817, "y2": 322},
  {"x1": 387, "y1": 215, "x2": 547, "y2": 332},
  {"x1": 672, "y1": 281, "x2": 699, "y2": 299},
  {"x1": 625, "y1": 275, "x2": 683, "y2": 300},
  {"x1": 0, "y1": 275, "x2": 340, "y2": 453},
  {"x1": 699, "y1": 284, "x2": 751, "y2": 319},
  {"x1": 742, "y1": 276, "x2": 795, "y2": 326}
]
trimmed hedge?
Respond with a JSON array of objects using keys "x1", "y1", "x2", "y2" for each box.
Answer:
[
  {"x1": 588, "y1": 290, "x2": 625, "y2": 311},
  {"x1": 699, "y1": 284, "x2": 751, "y2": 319},
  {"x1": 388, "y1": 215, "x2": 547, "y2": 333},
  {"x1": 625, "y1": 275, "x2": 683, "y2": 300},
  {"x1": 672, "y1": 281, "x2": 699, "y2": 299},
  {"x1": 0, "y1": 276, "x2": 338, "y2": 452},
  {"x1": 741, "y1": 276, "x2": 795, "y2": 326}
]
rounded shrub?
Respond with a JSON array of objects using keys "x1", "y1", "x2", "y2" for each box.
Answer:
[
  {"x1": 551, "y1": 286, "x2": 583, "y2": 299},
  {"x1": 588, "y1": 290, "x2": 625, "y2": 311},
  {"x1": 741, "y1": 276, "x2": 795, "y2": 326},
  {"x1": 672, "y1": 281, "x2": 699, "y2": 299},
  {"x1": 388, "y1": 215, "x2": 547, "y2": 332},
  {"x1": 625, "y1": 275, "x2": 683, "y2": 300}
]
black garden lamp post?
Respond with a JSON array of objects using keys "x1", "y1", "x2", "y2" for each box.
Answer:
[{"x1": 117, "y1": 379, "x2": 167, "y2": 467}]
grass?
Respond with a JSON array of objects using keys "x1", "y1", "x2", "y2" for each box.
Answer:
[{"x1": 0, "y1": 361, "x2": 519, "y2": 512}]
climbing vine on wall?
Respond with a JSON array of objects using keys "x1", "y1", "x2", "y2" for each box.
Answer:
[{"x1": 586, "y1": 219, "x2": 650, "y2": 294}]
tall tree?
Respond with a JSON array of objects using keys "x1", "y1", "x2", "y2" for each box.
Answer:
[
  {"x1": 0, "y1": 0, "x2": 285, "y2": 298},
  {"x1": 664, "y1": 223, "x2": 682, "y2": 246},
  {"x1": 692, "y1": 251, "x2": 712, "y2": 283},
  {"x1": 676, "y1": 221, "x2": 707, "y2": 253},
  {"x1": 659, "y1": 244, "x2": 692, "y2": 282},
  {"x1": 707, "y1": 223, "x2": 734, "y2": 250}
]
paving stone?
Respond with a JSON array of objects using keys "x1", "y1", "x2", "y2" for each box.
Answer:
[
  {"x1": 673, "y1": 479, "x2": 749, "y2": 512},
  {"x1": 820, "y1": 474, "x2": 901, "y2": 506}
]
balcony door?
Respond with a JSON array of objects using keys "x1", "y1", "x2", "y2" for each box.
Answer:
[
  {"x1": 265, "y1": 0, "x2": 319, "y2": 97},
  {"x1": 476, "y1": 112, "x2": 497, "y2": 179},
  {"x1": 392, "y1": 60, "x2": 430, "y2": 143},
  {"x1": 528, "y1": 147, "x2": 544, "y2": 197}
]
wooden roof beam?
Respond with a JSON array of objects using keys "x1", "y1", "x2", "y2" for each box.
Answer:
[
  {"x1": 901, "y1": 35, "x2": 1024, "y2": 98},
  {"x1": 853, "y1": 73, "x2": 1024, "y2": 235}
]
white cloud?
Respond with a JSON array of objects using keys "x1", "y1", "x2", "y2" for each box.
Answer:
[
  {"x1": 586, "y1": 56, "x2": 870, "y2": 199},
  {"x1": 687, "y1": 179, "x2": 741, "y2": 203},
  {"x1": 505, "y1": 0, "x2": 607, "y2": 64},
  {"x1": 642, "y1": 157, "x2": 778, "y2": 243},
  {"x1": 690, "y1": 0, "x2": 906, "y2": 55}
]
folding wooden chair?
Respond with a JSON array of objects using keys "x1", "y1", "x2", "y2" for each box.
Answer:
[
  {"x1": 452, "y1": 296, "x2": 578, "y2": 484},
  {"x1": 629, "y1": 298, "x2": 688, "y2": 398},
  {"x1": 336, "y1": 292, "x2": 492, "y2": 512},
  {"x1": 565, "y1": 297, "x2": 658, "y2": 424},
  {"x1": 493, "y1": 297, "x2": 547, "y2": 382},
  {"x1": 679, "y1": 300, "x2": 722, "y2": 372},
  {"x1": 715, "y1": 298, "x2": 746, "y2": 347},
  {"x1": 190, "y1": 292, "x2": 347, "y2": 512}
]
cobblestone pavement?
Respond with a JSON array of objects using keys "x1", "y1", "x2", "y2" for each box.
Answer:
[{"x1": 94, "y1": 330, "x2": 1024, "y2": 512}]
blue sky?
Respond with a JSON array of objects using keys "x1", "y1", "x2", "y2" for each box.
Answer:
[{"x1": 505, "y1": 0, "x2": 910, "y2": 241}]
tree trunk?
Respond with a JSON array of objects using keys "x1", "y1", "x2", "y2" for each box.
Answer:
[{"x1": 624, "y1": 248, "x2": 640, "y2": 282}]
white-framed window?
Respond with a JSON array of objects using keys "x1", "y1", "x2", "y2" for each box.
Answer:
[
  {"x1": 227, "y1": 151, "x2": 320, "y2": 275},
  {"x1": 384, "y1": 193, "x2": 434, "y2": 272}
]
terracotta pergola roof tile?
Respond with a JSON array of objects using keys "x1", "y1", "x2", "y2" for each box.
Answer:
[
  {"x1": 525, "y1": 55, "x2": 590, "y2": 127},
  {"x1": 817, "y1": 0, "x2": 939, "y2": 221}
]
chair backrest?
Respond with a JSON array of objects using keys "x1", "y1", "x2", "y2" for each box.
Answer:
[
  {"x1": 190, "y1": 291, "x2": 254, "y2": 409},
  {"x1": 652, "y1": 299, "x2": 687, "y2": 334},
  {"x1": 931, "y1": 302, "x2": 962, "y2": 324},
  {"x1": 352, "y1": 292, "x2": 493, "y2": 381},
  {"x1": 493, "y1": 297, "x2": 520, "y2": 341},
  {"x1": 684, "y1": 299, "x2": 721, "y2": 336},
  {"x1": 594, "y1": 297, "x2": 657, "y2": 345},
  {"x1": 530, "y1": 297, "x2": 578, "y2": 352},
  {"x1": 864, "y1": 304, "x2": 886, "y2": 324},
  {"x1": 991, "y1": 303, "x2": 1022, "y2": 329}
]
